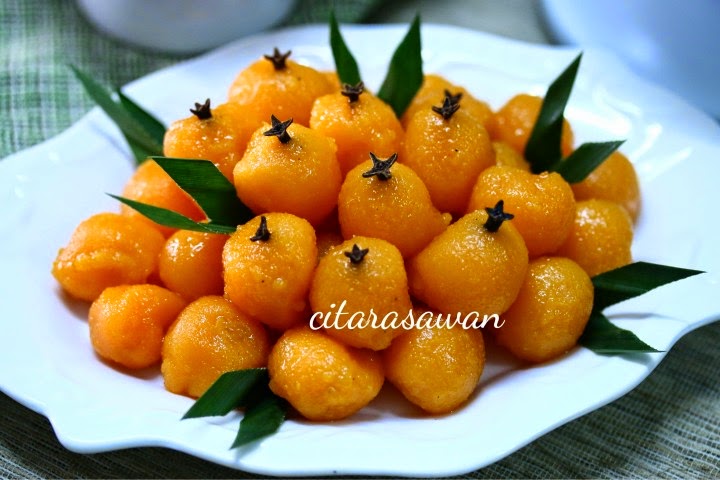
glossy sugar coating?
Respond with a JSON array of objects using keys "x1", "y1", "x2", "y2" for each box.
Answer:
[
  {"x1": 338, "y1": 159, "x2": 450, "y2": 258},
  {"x1": 163, "y1": 101, "x2": 257, "y2": 181},
  {"x1": 310, "y1": 90, "x2": 404, "y2": 177},
  {"x1": 309, "y1": 237, "x2": 412, "y2": 350},
  {"x1": 223, "y1": 213, "x2": 317, "y2": 331},
  {"x1": 408, "y1": 208, "x2": 528, "y2": 316},
  {"x1": 494, "y1": 256, "x2": 594, "y2": 363},
  {"x1": 158, "y1": 230, "x2": 228, "y2": 301},
  {"x1": 233, "y1": 121, "x2": 341, "y2": 226},
  {"x1": 268, "y1": 326, "x2": 384, "y2": 421},
  {"x1": 571, "y1": 150, "x2": 641, "y2": 222},
  {"x1": 467, "y1": 165, "x2": 576, "y2": 257},
  {"x1": 383, "y1": 323, "x2": 485, "y2": 414},
  {"x1": 492, "y1": 141, "x2": 531, "y2": 171},
  {"x1": 228, "y1": 58, "x2": 333, "y2": 127},
  {"x1": 52, "y1": 212, "x2": 165, "y2": 301},
  {"x1": 89, "y1": 284, "x2": 186, "y2": 369},
  {"x1": 161, "y1": 295, "x2": 270, "y2": 398},
  {"x1": 488, "y1": 93, "x2": 574, "y2": 159},
  {"x1": 556, "y1": 199, "x2": 634, "y2": 277},
  {"x1": 402, "y1": 105, "x2": 495, "y2": 214},
  {"x1": 401, "y1": 74, "x2": 493, "y2": 130},
  {"x1": 120, "y1": 159, "x2": 206, "y2": 237}
]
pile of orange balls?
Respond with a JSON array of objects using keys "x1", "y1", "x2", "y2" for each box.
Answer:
[{"x1": 52, "y1": 48, "x2": 640, "y2": 420}]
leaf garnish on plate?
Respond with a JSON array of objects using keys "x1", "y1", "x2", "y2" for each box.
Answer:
[
  {"x1": 580, "y1": 262, "x2": 705, "y2": 354},
  {"x1": 377, "y1": 14, "x2": 423, "y2": 117},
  {"x1": 151, "y1": 156, "x2": 254, "y2": 227},
  {"x1": 182, "y1": 368, "x2": 287, "y2": 448},
  {"x1": 592, "y1": 261, "x2": 704, "y2": 312},
  {"x1": 552, "y1": 140, "x2": 625, "y2": 183},
  {"x1": 69, "y1": 65, "x2": 164, "y2": 164},
  {"x1": 329, "y1": 11, "x2": 362, "y2": 86},
  {"x1": 108, "y1": 195, "x2": 236, "y2": 234},
  {"x1": 232, "y1": 386, "x2": 287, "y2": 448},
  {"x1": 183, "y1": 368, "x2": 267, "y2": 419},
  {"x1": 116, "y1": 90, "x2": 166, "y2": 148},
  {"x1": 579, "y1": 310, "x2": 659, "y2": 354},
  {"x1": 523, "y1": 54, "x2": 625, "y2": 183}
]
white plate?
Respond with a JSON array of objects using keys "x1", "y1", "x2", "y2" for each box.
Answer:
[{"x1": 1, "y1": 24, "x2": 719, "y2": 477}]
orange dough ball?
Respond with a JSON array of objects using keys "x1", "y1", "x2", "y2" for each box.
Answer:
[
  {"x1": 493, "y1": 141, "x2": 530, "y2": 171},
  {"x1": 163, "y1": 100, "x2": 257, "y2": 181},
  {"x1": 488, "y1": 93, "x2": 574, "y2": 158},
  {"x1": 408, "y1": 206, "x2": 528, "y2": 316},
  {"x1": 268, "y1": 326, "x2": 384, "y2": 421},
  {"x1": 227, "y1": 51, "x2": 333, "y2": 127},
  {"x1": 384, "y1": 324, "x2": 485, "y2": 414},
  {"x1": 495, "y1": 257, "x2": 594, "y2": 363},
  {"x1": 556, "y1": 199, "x2": 634, "y2": 277},
  {"x1": 310, "y1": 86, "x2": 404, "y2": 177},
  {"x1": 233, "y1": 119, "x2": 341, "y2": 226},
  {"x1": 161, "y1": 295, "x2": 270, "y2": 398},
  {"x1": 89, "y1": 284, "x2": 186, "y2": 369},
  {"x1": 401, "y1": 74, "x2": 493, "y2": 130},
  {"x1": 309, "y1": 237, "x2": 412, "y2": 350},
  {"x1": 467, "y1": 165, "x2": 576, "y2": 257},
  {"x1": 571, "y1": 150, "x2": 641, "y2": 222},
  {"x1": 338, "y1": 156, "x2": 450, "y2": 258},
  {"x1": 52, "y1": 212, "x2": 165, "y2": 301},
  {"x1": 223, "y1": 213, "x2": 317, "y2": 331},
  {"x1": 158, "y1": 230, "x2": 228, "y2": 301},
  {"x1": 402, "y1": 100, "x2": 495, "y2": 214},
  {"x1": 120, "y1": 159, "x2": 206, "y2": 237}
]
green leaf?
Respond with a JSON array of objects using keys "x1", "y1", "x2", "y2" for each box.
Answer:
[
  {"x1": 117, "y1": 90, "x2": 166, "y2": 148},
  {"x1": 70, "y1": 65, "x2": 164, "y2": 164},
  {"x1": 377, "y1": 14, "x2": 423, "y2": 117},
  {"x1": 553, "y1": 140, "x2": 625, "y2": 183},
  {"x1": 151, "y1": 157, "x2": 254, "y2": 227},
  {"x1": 329, "y1": 11, "x2": 362, "y2": 86},
  {"x1": 579, "y1": 310, "x2": 660, "y2": 354},
  {"x1": 525, "y1": 54, "x2": 581, "y2": 173},
  {"x1": 231, "y1": 391, "x2": 287, "y2": 448},
  {"x1": 183, "y1": 369, "x2": 268, "y2": 419},
  {"x1": 109, "y1": 194, "x2": 236, "y2": 234},
  {"x1": 593, "y1": 262, "x2": 704, "y2": 311}
]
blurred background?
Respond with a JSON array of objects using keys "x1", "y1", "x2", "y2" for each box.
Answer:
[{"x1": 1, "y1": 0, "x2": 718, "y2": 478}]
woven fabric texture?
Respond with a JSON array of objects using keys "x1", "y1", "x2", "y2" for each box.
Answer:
[{"x1": 1, "y1": 0, "x2": 719, "y2": 478}]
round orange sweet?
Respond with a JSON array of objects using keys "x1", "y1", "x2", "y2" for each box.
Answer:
[
  {"x1": 161, "y1": 295, "x2": 270, "y2": 398},
  {"x1": 571, "y1": 150, "x2": 641, "y2": 222},
  {"x1": 495, "y1": 256, "x2": 594, "y2": 363},
  {"x1": 89, "y1": 284, "x2": 186, "y2": 369},
  {"x1": 384, "y1": 324, "x2": 485, "y2": 414},
  {"x1": 309, "y1": 237, "x2": 412, "y2": 350},
  {"x1": 163, "y1": 100, "x2": 257, "y2": 181},
  {"x1": 408, "y1": 207, "x2": 528, "y2": 316},
  {"x1": 52, "y1": 212, "x2": 165, "y2": 301},
  {"x1": 401, "y1": 74, "x2": 493, "y2": 130},
  {"x1": 310, "y1": 88, "x2": 404, "y2": 177},
  {"x1": 120, "y1": 159, "x2": 206, "y2": 237},
  {"x1": 233, "y1": 119, "x2": 341, "y2": 226},
  {"x1": 158, "y1": 230, "x2": 227, "y2": 301},
  {"x1": 223, "y1": 213, "x2": 317, "y2": 331},
  {"x1": 467, "y1": 165, "x2": 576, "y2": 257},
  {"x1": 338, "y1": 157, "x2": 450, "y2": 258},
  {"x1": 556, "y1": 199, "x2": 634, "y2": 277},
  {"x1": 401, "y1": 102, "x2": 495, "y2": 214},
  {"x1": 493, "y1": 141, "x2": 530, "y2": 171},
  {"x1": 228, "y1": 53, "x2": 333, "y2": 127},
  {"x1": 268, "y1": 326, "x2": 384, "y2": 421},
  {"x1": 488, "y1": 93, "x2": 574, "y2": 159}
]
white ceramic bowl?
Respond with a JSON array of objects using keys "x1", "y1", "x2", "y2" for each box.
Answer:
[
  {"x1": 542, "y1": 0, "x2": 720, "y2": 118},
  {"x1": 76, "y1": 0, "x2": 297, "y2": 54}
]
